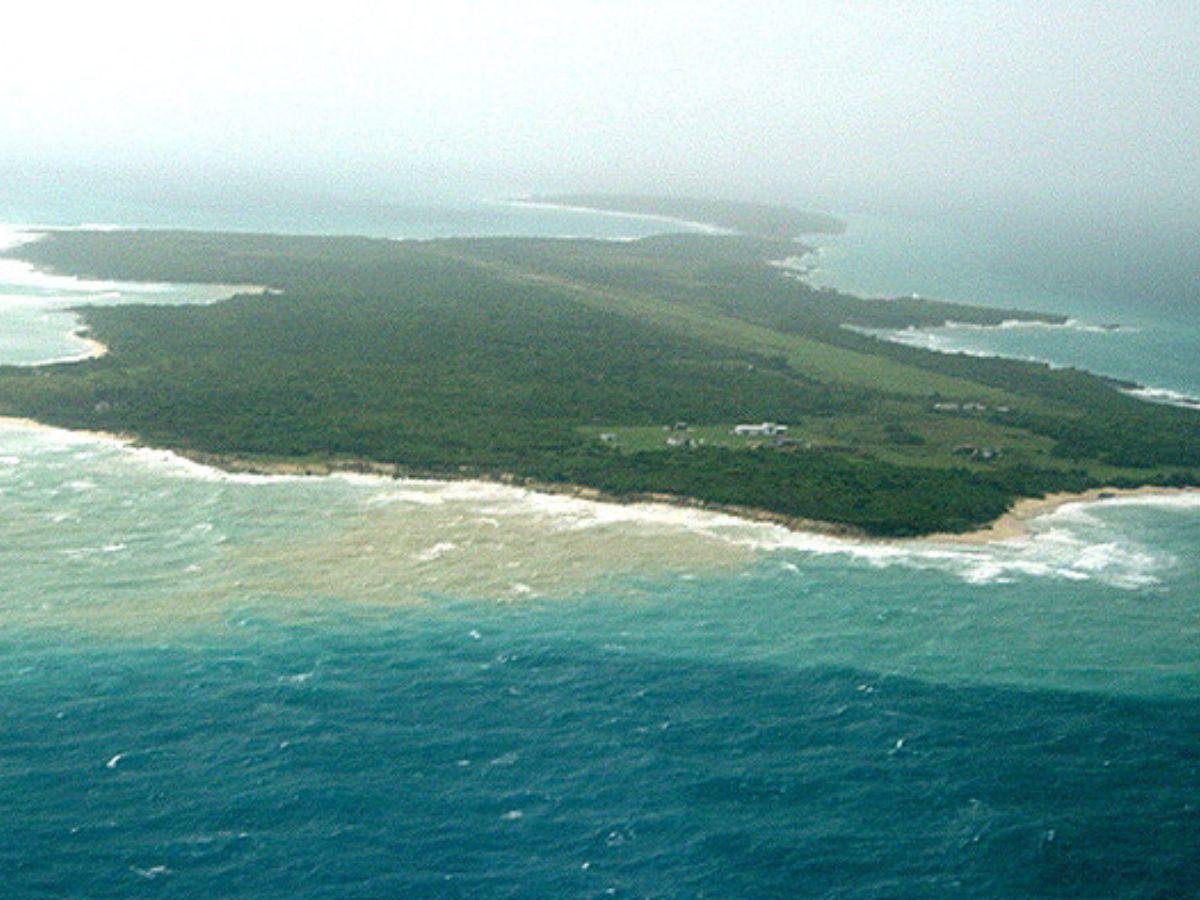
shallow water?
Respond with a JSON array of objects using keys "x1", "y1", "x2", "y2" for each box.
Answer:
[
  {"x1": 0, "y1": 205, "x2": 1197, "y2": 896},
  {"x1": 810, "y1": 211, "x2": 1200, "y2": 402}
]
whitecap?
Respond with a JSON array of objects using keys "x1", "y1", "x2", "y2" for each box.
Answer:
[
  {"x1": 1122, "y1": 386, "x2": 1200, "y2": 410},
  {"x1": 365, "y1": 488, "x2": 446, "y2": 506},
  {"x1": 332, "y1": 472, "x2": 394, "y2": 487},
  {"x1": 131, "y1": 865, "x2": 170, "y2": 880},
  {"x1": 121, "y1": 446, "x2": 307, "y2": 484},
  {"x1": 414, "y1": 541, "x2": 458, "y2": 562},
  {"x1": 730, "y1": 502, "x2": 1176, "y2": 590}
]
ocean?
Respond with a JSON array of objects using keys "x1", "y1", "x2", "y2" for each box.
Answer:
[
  {"x1": 808, "y1": 209, "x2": 1200, "y2": 406},
  {"x1": 0, "y1": 199, "x2": 1197, "y2": 897}
]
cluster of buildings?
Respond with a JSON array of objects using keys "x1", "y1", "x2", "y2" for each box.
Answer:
[
  {"x1": 932, "y1": 401, "x2": 1011, "y2": 413},
  {"x1": 953, "y1": 444, "x2": 1004, "y2": 461},
  {"x1": 598, "y1": 421, "x2": 794, "y2": 449}
]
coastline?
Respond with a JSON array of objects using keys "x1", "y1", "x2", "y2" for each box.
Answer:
[
  {"x1": 122, "y1": 443, "x2": 1200, "y2": 545},
  {"x1": 3, "y1": 222, "x2": 1198, "y2": 546},
  {"x1": 927, "y1": 485, "x2": 1200, "y2": 544},
  {"x1": 69, "y1": 333, "x2": 109, "y2": 363},
  {"x1": 173, "y1": 447, "x2": 868, "y2": 537},
  {"x1": 0, "y1": 415, "x2": 131, "y2": 445},
  {"x1": 504, "y1": 199, "x2": 737, "y2": 236},
  {"x1": 1, "y1": 412, "x2": 1195, "y2": 543}
]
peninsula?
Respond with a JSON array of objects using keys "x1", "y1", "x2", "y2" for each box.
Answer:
[
  {"x1": 2, "y1": 201, "x2": 1197, "y2": 536},
  {"x1": 525, "y1": 194, "x2": 847, "y2": 238}
]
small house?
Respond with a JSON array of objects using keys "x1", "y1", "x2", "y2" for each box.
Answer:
[{"x1": 733, "y1": 422, "x2": 788, "y2": 437}]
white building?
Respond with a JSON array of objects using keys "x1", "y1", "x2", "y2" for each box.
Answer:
[{"x1": 733, "y1": 422, "x2": 788, "y2": 437}]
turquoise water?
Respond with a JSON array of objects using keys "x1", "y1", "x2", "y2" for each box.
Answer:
[
  {"x1": 1, "y1": 204, "x2": 1198, "y2": 896},
  {"x1": 810, "y1": 211, "x2": 1200, "y2": 403}
]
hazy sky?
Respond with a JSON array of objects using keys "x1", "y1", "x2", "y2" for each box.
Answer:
[{"x1": 4, "y1": 1, "x2": 1198, "y2": 214}]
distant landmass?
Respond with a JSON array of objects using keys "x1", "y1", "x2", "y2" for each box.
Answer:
[
  {"x1": 2, "y1": 211, "x2": 1197, "y2": 536},
  {"x1": 527, "y1": 194, "x2": 847, "y2": 238}
]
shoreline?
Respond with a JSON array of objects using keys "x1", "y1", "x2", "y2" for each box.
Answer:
[
  {"x1": 503, "y1": 199, "x2": 737, "y2": 237},
  {"x1": 173, "y1": 448, "x2": 868, "y2": 537},
  {"x1": 0, "y1": 415, "x2": 132, "y2": 444},
  {"x1": 69, "y1": 332, "x2": 109, "y2": 362},
  {"x1": 1, "y1": 413, "x2": 1195, "y2": 542},
  {"x1": 117, "y1": 443, "x2": 1200, "y2": 545},
  {"x1": 926, "y1": 485, "x2": 1200, "y2": 544}
]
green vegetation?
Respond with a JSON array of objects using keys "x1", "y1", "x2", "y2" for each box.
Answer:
[{"x1": 2, "y1": 225, "x2": 1197, "y2": 536}]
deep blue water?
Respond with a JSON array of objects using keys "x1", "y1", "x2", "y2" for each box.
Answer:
[{"x1": 4, "y1": 612, "x2": 1199, "y2": 898}]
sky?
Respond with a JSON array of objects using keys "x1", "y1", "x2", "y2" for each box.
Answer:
[{"x1": 3, "y1": 1, "x2": 1198, "y2": 216}]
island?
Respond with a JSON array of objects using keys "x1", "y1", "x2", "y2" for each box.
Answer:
[{"x1": 2, "y1": 202, "x2": 1197, "y2": 537}]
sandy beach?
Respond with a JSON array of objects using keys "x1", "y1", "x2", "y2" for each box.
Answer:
[
  {"x1": 0, "y1": 415, "x2": 130, "y2": 445},
  {"x1": 929, "y1": 485, "x2": 1200, "y2": 544},
  {"x1": 74, "y1": 334, "x2": 109, "y2": 360}
]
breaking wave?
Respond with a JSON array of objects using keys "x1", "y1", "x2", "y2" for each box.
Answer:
[{"x1": 1123, "y1": 385, "x2": 1200, "y2": 410}]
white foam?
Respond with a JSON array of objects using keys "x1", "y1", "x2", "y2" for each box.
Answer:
[
  {"x1": 303, "y1": 469, "x2": 1189, "y2": 592},
  {"x1": 0, "y1": 416, "x2": 126, "y2": 447},
  {"x1": 1058, "y1": 492, "x2": 1200, "y2": 514},
  {"x1": 414, "y1": 541, "x2": 458, "y2": 562},
  {"x1": 850, "y1": 315, "x2": 1130, "y2": 364},
  {"x1": 0, "y1": 255, "x2": 175, "y2": 296},
  {"x1": 501, "y1": 199, "x2": 736, "y2": 236},
  {"x1": 365, "y1": 487, "x2": 447, "y2": 506},
  {"x1": 131, "y1": 866, "x2": 170, "y2": 880},
  {"x1": 0, "y1": 225, "x2": 42, "y2": 253},
  {"x1": 943, "y1": 317, "x2": 1129, "y2": 335},
  {"x1": 1123, "y1": 386, "x2": 1200, "y2": 410},
  {"x1": 769, "y1": 255, "x2": 814, "y2": 273},
  {"x1": 719, "y1": 498, "x2": 1178, "y2": 590},
  {"x1": 121, "y1": 446, "x2": 308, "y2": 484},
  {"x1": 330, "y1": 472, "x2": 393, "y2": 487},
  {"x1": 857, "y1": 321, "x2": 1199, "y2": 413}
]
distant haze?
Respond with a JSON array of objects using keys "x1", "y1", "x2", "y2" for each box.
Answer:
[{"x1": 4, "y1": 1, "x2": 1198, "y2": 219}]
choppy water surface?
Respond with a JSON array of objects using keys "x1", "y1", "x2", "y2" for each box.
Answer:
[{"x1": 1, "y1": 211, "x2": 1198, "y2": 897}]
